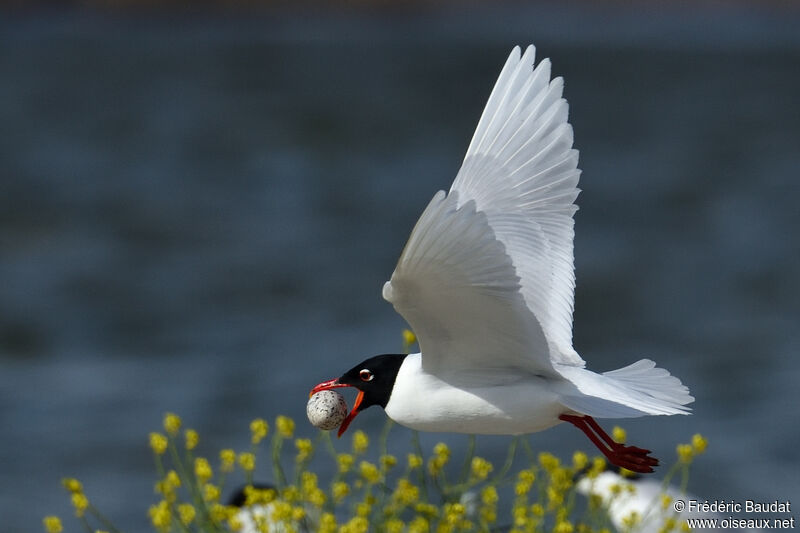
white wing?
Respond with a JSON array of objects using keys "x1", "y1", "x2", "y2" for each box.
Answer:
[
  {"x1": 382, "y1": 190, "x2": 555, "y2": 378},
  {"x1": 383, "y1": 45, "x2": 585, "y2": 377}
]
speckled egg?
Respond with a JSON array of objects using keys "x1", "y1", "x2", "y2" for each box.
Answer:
[{"x1": 307, "y1": 390, "x2": 348, "y2": 430}]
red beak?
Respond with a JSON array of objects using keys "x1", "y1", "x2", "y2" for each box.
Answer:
[{"x1": 309, "y1": 379, "x2": 365, "y2": 438}]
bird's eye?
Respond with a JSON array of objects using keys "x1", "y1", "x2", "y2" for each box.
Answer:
[{"x1": 359, "y1": 369, "x2": 374, "y2": 382}]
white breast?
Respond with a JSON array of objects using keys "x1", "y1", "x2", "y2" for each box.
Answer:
[{"x1": 384, "y1": 354, "x2": 567, "y2": 435}]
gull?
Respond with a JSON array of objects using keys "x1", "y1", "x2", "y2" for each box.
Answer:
[{"x1": 311, "y1": 45, "x2": 693, "y2": 473}]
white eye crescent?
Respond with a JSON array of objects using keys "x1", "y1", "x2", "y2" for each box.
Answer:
[{"x1": 359, "y1": 369, "x2": 374, "y2": 382}]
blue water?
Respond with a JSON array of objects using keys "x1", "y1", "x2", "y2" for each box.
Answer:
[{"x1": 2, "y1": 5, "x2": 799, "y2": 531}]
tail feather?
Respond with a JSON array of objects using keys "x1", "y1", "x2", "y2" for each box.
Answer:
[{"x1": 555, "y1": 359, "x2": 694, "y2": 419}]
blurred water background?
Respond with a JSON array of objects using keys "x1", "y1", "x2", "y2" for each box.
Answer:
[{"x1": 1, "y1": 3, "x2": 799, "y2": 531}]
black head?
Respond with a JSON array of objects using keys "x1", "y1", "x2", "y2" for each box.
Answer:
[
  {"x1": 310, "y1": 353, "x2": 407, "y2": 436},
  {"x1": 337, "y1": 354, "x2": 407, "y2": 409}
]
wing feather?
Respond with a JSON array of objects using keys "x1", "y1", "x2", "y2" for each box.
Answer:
[
  {"x1": 384, "y1": 44, "x2": 585, "y2": 377},
  {"x1": 451, "y1": 45, "x2": 583, "y2": 366},
  {"x1": 383, "y1": 191, "x2": 556, "y2": 378}
]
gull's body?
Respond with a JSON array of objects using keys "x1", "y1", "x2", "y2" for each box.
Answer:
[{"x1": 311, "y1": 45, "x2": 693, "y2": 472}]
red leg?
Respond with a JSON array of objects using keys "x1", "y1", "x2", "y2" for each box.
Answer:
[{"x1": 559, "y1": 414, "x2": 659, "y2": 474}]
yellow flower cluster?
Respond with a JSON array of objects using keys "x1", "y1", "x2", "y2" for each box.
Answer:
[
  {"x1": 47, "y1": 410, "x2": 709, "y2": 533},
  {"x1": 392, "y1": 478, "x2": 419, "y2": 506},
  {"x1": 42, "y1": 516, "x2": 62, "y2": 533},
  {"x1": 402, "y1": 329, "x2": 417, "y2": 348},
  {"x1": 163, "y1": 412, "x2": 181, "y2": 436},
  {"x1": 219, "y1": 448, "x2": 236, "y2": 472},
  {"x1": 470, "y1": 456, "x2": 494, "y2": 481},
  {"x1": 155, "y1": 470, "x2": 181, "y2": 502},
  {"x1": 185, "y1": 428, "x2": 199, "y2": 450},
  {"x1": 250, "y1": 418, "x2": 269, "y2": 444},
  {"x1": 359, "y1": 460, "x2": 381, "y2": 484},
  {"x1": 677, "y1": 433, "x2": 708, "y2": 464},
  {"x1": 407, "y1": 453, "x2": 423, "y2": 470},
  {"x1": 276, "y1": 415, "x2": 295, "y2": 439},
  {"x1": 238, "y1": 452, "x2": 256, "y2": 472},
  {"x1": 428, "y1": 442, "x2": 451, "y2": 476},
  {"x1": 148, "y1": 432, "x2": 168, "y2": 455},
  {"x1": 352, "y1": 430, "x2": 369, "y2": 454},
  {"x1": 295, "y1": 438, "x2": 313, "y2": 463},
  {"x1": 338, "y1": 453, "x2": 355, "y2": 474},
  {"x1": 194, "y1": 457, "x2": 213, "y2": 483}
]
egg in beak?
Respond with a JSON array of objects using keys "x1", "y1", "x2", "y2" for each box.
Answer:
[{"x1": 309, "y1": 379, "x2": 364, "y2": 437}]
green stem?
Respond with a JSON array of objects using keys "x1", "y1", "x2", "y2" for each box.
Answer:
[
  {"x1": 87, "y1": 505, "x2": 124, "y2": 533},
  {"x1": 411, "y1": 431, "x2": 429, "y2": 502},
  {"x1": 271, "y1": 435, "x2": 288, "y2": 488},
  {"x1": 458, "y1": 435, "x2": 477, "y2": 485},
  {"x1": 489, "y1": 436, "x2": 518, "y2": 485}
]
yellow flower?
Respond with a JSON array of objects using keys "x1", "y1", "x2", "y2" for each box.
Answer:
[
  {"x1": 470, "y1": 456, "x2": 493, "y2": 481},
  {"x1": 184, "y1": 429, "x2": 199, "y2": 450},
  {"x1": 386, "y1": 518, "x2": 406, "y2": 533},
  {"x1": 660, "y1": 517, "x2": 678, "y2": 533},
  {"x1": 195, "y1": 457, "x2": 213, "y2": 483},
  {"x1": 71, "y1": 493, "x2": 89, "y2": 517},
  {"x1": 612, "y1": 426, "x2": 627, "y2": 444},
  {"x1": 203, "y1": 483, "x2": 221, "y2": 502},
  {"x1": 356, "y1": 502, "x2": 371, "y2": 517},
  {"x1": 586, "y1": 456, "x2": 606, "y2": 478},
  {"x1": 332, "y1": 481, "x2": 350, "y2": 503},
  {"x1": 295, "y1": 438, "x2": 313, "y2": 463},
  {"x1": 407, "y1": 453, "x2": 423, "y2": 470},
  {"x1": 244, "y1": 484, "x2": 277, "y2": 505},
  {"x1": 481, "y1": 485, "x2": 498, "y2": 506},
  {"x1": 178, "y1": 503, "x2": 196, "y2": 525},
  {"x1": 228, "y1": 515, "x2": 243, "y2": 532},
  {"x1": 341, "y1": 516, "x2": 370, "y2": 533},
  {"x1": 155, "y1": 471, "x2": 180, "y2": 502},
  {"x1": 148, "y1": 500, "x2": 171, "y2": 530},
  {"x1": 271, "y1": 500, "x2": 293, "y2": 522},
  {"x1": 622, "y1": 511, "x2": 641, "y2": 529},
  {"x1": 165, "y1": 470, "x2": 181, "y2": 488},
  {"x1": 163, "y1": 412, "x2": 181, "y2": 436},
  {"x1": 692, "y1": 434, "x2": 708, "y2": 455},
  {"x1": 572, "y1": 451, "x2": 588, "y2": 470},
  {"x1": 661, "y1": 493, "x2": 673, "y2": 510},
  {"x1": 61, "y1": 478, "x2": 83, "y2": 494},
  {"x1": 380, "y1": 454, "x2": 397, "y2": 471},
  {"x1": 238, "y1": 452, "x2": 256, "y2": 472},
  {"x1": 276, "y1": 415, "x2": 295, "y2": 438},
  {"x1": 515, "y1": 469, "x2": 536, "y2": 495},
  {"x1": 208, "y1": 503, "x2": 235, "y2": 523},
  {"x1": 319, "y1": 512, "x2": 337, "y2": 533},
  {"x1": 352, "y1": 430, "x2": 369, "y2": 454},
  {"x1": 250, "y1": 418, "x2": 269, "y2": 444},
  {"x1": 402, "y1": 329, "x2": 417, "y2": 347},
  {"x1": 360, "y1": 461, "x2": 381, "y2": 484},
  {"x1": 337, "y1": 453, "x2": 355, "y2": 473},
  {"x1": 428, "y1": 442, "x2": 450, "y2": 475},
  {"x1": 43, "y1": 516, "x2": 63, "y2": 533},
  {"x1": 408, "y1": 516, "x2": 430, "y2": 533},
  {"x1": 677, "y1": 443, "x2": 694, "y2": 464},
  {"x1": 282, "y1": 485, "x2": 301, "y2": 503},
  {"x1": 301, "y1": 471, "x2": 317, "y2": 491},
  {"x1": 392, "y1": 478, "x2": 419, "y2": 506},
  {"x1": 555, "y1": 520, "x2": 575, "y2": 533},
  {"x1": 149, "y1": 432, "x2": 168, "y2": 455},
  {"x1": 292, "y1": 506, "x2": 306, "y2": 521},
  {"x1": 219, "y1": 449, "x2": 236, "y2": 472},
  {"x1": 538, "y1": 451, "x2": 560, "y2": 472}
]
